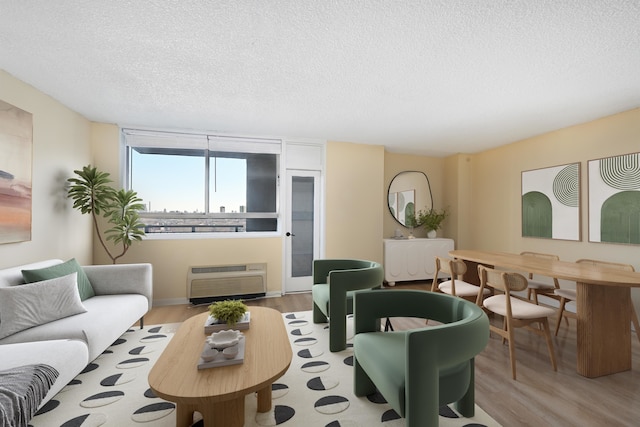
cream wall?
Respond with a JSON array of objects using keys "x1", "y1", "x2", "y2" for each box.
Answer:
[
  {"x1": 383, "y1": 152, "x2": 446, "y2": 240},
  {"x1": 0, "y1": 70, "x2": 93, "y2": 268},
  {"x1": 442, "y1": 154, "x2": 475, "y2": 248},
  {"x1": 114, "y1": 237, "x2": 283, "y2": 305},
  {"x1": 325, "y1": 141, "x2": 385, "y2": 262},
  {"x1": 458, "y1": 108, "x2": 640, "y2": 309}
]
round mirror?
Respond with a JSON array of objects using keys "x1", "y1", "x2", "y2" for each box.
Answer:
[{"x1": 388, "y1": 171, "x2": 433, "y2": 227}]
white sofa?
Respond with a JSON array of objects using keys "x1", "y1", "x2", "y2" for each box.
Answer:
[{"x1": 0, "y1": 259, "x2": 152, "y2": 410}]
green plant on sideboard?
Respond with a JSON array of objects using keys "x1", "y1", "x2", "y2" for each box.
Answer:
[
  {"x1": 417, "y1": 207, "x2": 449, "y2": 232},
  {"x1": 208, "y1": 300, "x2": 248, "y2": 326},
  {"x1": 67, "y1": 165, "x2": 146, "y2": 264}
]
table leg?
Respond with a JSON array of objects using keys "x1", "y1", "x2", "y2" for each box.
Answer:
[
  {"x1": 175, "y1": 403, "x2": 196, "y2": 427},
  {"x1": 257, "y1": 384, "x2": 273, "y2": 412},
  {"x1": 200, "y1": 397, "x2": 245, "y2": 427},
  {"x1": 576, "y1": 282, "x2": 632, "y2": 377}
]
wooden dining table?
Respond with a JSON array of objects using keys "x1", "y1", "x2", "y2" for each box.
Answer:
[{"x1": 450, "y1": 249, "x2": 640, "y2": 378}]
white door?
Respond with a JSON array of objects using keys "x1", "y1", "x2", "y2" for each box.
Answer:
[{"x1": 285, "y1": 170, "x2": 321, "y2": 293}]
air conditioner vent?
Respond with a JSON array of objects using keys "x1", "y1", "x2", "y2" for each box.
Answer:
[
  {"x1": 192, "y1": 265, "x2": 249, "y2": 274},
  {"x1": 187, "y1": 263, "x2": 266, "y2": 304}
]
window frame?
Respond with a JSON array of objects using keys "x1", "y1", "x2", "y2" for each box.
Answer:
[{"x1": 121, "y1": 128, "x2": 283, "y2": 240}]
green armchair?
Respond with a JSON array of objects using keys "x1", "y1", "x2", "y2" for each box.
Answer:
[
  {"x1": 312, "y1": 259, "x2": 384, "y2": 352},
  {"x1": 353, "y1": 289, "x2": 489, "y2": 427}
]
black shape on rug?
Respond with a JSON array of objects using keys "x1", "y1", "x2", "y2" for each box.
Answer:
[
  {"x1": 440, "y1": 405, "x2": 460, "y2": 418},
  {"x1": 273, "y1": 405, "x2": 295, "y2": 423},
  {"x1": 129, "y1": 345, "x2": 146, "y2": 355},
  {"x1": 59, "y1": 413, "x2": 90, "y2": 427},
  {"x1": 33, "y1": 398, "x2": 59, "y2": 415},
  {"x1": 381, "y1": 408, "x2": 402, "y2": 421},
  {"x1": 79, "y1": 363, "x2": 98, "y2": 374}
]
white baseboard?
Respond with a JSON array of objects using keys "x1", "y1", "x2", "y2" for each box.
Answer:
[{"x1": 153, "y1": 298, "x2": 189, "y2": 306}]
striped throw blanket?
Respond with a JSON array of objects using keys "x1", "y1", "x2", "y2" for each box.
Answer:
[{"x1": 0, "y1": 364, "x2": 59, "y2": 427}]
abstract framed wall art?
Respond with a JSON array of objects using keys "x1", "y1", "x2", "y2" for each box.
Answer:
[
  {"x1": 0, "y1": 100, "x2": 32, "y2": 244},
  {"x1": 521, "y1": 162, "x2": 580, "y2": 241},
  {"x1": 588, "y1": 152, "x2": 640, "y2": 244},
  {"x1": 388, "y1": 189, "x2": 415, "y2": 226}
]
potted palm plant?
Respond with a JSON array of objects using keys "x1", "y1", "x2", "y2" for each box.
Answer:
[{"x1": 67, "y1": 165, "x2": 146, "y2": 264}]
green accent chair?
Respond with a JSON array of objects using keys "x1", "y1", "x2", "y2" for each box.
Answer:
[
  {"x1": 312, "y1": 259, "x2": 384, "y2": 352},
  {"x1": 353, "y1": 289, "x2": 490, "y2": 427}
]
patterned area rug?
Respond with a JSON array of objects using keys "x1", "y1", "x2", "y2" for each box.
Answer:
[{"x1": 29, "y1": 311, "x2": 500, "y2": 426}]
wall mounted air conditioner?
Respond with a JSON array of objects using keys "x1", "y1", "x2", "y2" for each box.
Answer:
[{"x1": 187, "y1": 263, "x2": 267, "y2": 304}]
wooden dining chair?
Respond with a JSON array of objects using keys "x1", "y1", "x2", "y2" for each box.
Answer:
[
  {"x1": 432, "y1": 256, "x2": 490, "y2": 302},
  {"x1": 477, "y1": 265, "x2": 557, "y2": 380},
  {"x1": 554, "y1": 259, "x2": 640, "y2": 342},
  {"x1": 519, "y1": 251, "x2": 563, "y2": 305}
]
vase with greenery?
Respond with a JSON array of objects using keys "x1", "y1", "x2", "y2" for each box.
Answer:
[
  {"x1": 208, "y1": 300, "x2": 248, "y2": 326},
  {"x1": 67, "y1": 165, "x2": 146, "y2": 264},
  {"x1": 417, "y1": 207, "x2": 449, "y2": 237}
]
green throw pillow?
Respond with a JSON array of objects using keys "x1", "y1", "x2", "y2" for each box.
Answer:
[{"x1": 22, "y1": 258, "x2": 95, "y2": 301}]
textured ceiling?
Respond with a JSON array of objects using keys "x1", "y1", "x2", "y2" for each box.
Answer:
[{"x1": 1, "y1": 1, "x2": 639, "y2": 156}]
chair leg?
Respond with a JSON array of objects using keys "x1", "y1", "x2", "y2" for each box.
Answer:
[
  {"x1": 541, "y1": 318, "x2": 557, "y2": 371},
  {"x1": 554, "y1": 298, "x2": 567, "y2": 336},
  {"x1": 501, "y1": 317, "x2": 507, "y2": 345},
  {"x1": 502, "y1": 318, "x2": 517, "y2": 380},
  {"x1": 631, "y1": 303, "x2": 640, "y2": 344},
  {"x1": 329, "y1": 313, "x2": 347, "y2": 352},
  {"x1": 507, "y1": 328, "x2": 517, "y2": 380},
  {"x1": 313, "y1": 303, "x2": 328, "y2": 323},
  {"x1": 454, "y1": 358, "x2": 475, "y2": 418}
]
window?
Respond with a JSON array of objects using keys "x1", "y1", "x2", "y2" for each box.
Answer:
[{"x1": 123, "y1": 129, "x2": 280, "y2": 235}]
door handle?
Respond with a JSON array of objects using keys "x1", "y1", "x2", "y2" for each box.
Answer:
[{"x1": 286, "y1": 232, "x2": 295, "y2": 237}]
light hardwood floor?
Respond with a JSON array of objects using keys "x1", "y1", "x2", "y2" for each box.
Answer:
[{"x1": 140, "y1": 283, "x2": 640, "y2": 426}]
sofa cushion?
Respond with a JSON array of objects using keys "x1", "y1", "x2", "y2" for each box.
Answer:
[
  {"x1": 0, "y1": 293, "x2": 148, "y2": 361},
  {"x1": 22, "y1": 258, "x2": 95, "y2": 300},
  {"x1": 0, "y1": 339, "x2": 89, "y2": 410},
  {"x1": 0, "y1": 273, "x2": 87, "y2": 340}
]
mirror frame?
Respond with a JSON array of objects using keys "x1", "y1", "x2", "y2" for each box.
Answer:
[{"x1": 388, "y1": 171, "x2": 433, "y2": 228}]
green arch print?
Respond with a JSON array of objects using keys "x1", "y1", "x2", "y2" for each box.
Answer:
[
  {"x1": 522, "y1": 191, "x2": 552, "y2": 238},
  {"x1": 601, "y1": 191, "x2": 640, "y2": 244}
]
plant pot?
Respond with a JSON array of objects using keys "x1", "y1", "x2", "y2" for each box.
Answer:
[{"x1": 427, "y1": 230, "x2": 437, "y2": 239}]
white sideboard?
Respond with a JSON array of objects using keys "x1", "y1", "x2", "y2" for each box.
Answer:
[{"x1": 383, "y1": 238, "x2": 455, "y2": 285}]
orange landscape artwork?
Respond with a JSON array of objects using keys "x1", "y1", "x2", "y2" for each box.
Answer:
[{"x1": 0, "y1": 100, "x2": 32, "y2": 244}]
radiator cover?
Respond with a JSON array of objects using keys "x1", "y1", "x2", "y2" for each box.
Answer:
[{"x1": 187, "y1": 263, "x2": 266, "y2": 304}]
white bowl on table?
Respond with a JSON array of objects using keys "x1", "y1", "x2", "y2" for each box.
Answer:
[
  {"x1": 201, "y1": 347, "x2": 218, "y2": 362},
  {"x1": 222, "y1": 345, "x2": 239, "y2": 359},
  {"x1": 207, "y1": 330, "x2": 243, "y2": 349}
]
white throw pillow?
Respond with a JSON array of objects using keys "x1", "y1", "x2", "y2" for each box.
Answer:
[{"x1": 0, "y1": 272, "x2": 87, "y2": 339}]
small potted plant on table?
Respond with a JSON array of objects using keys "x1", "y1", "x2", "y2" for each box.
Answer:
[{"x1": 205, "y1": 300, "x2": 250, "y2": 332}]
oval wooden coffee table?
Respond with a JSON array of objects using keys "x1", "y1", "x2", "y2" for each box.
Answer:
[{"x1": 148, "y1": 307, "x2": 292, "y2": 427}]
